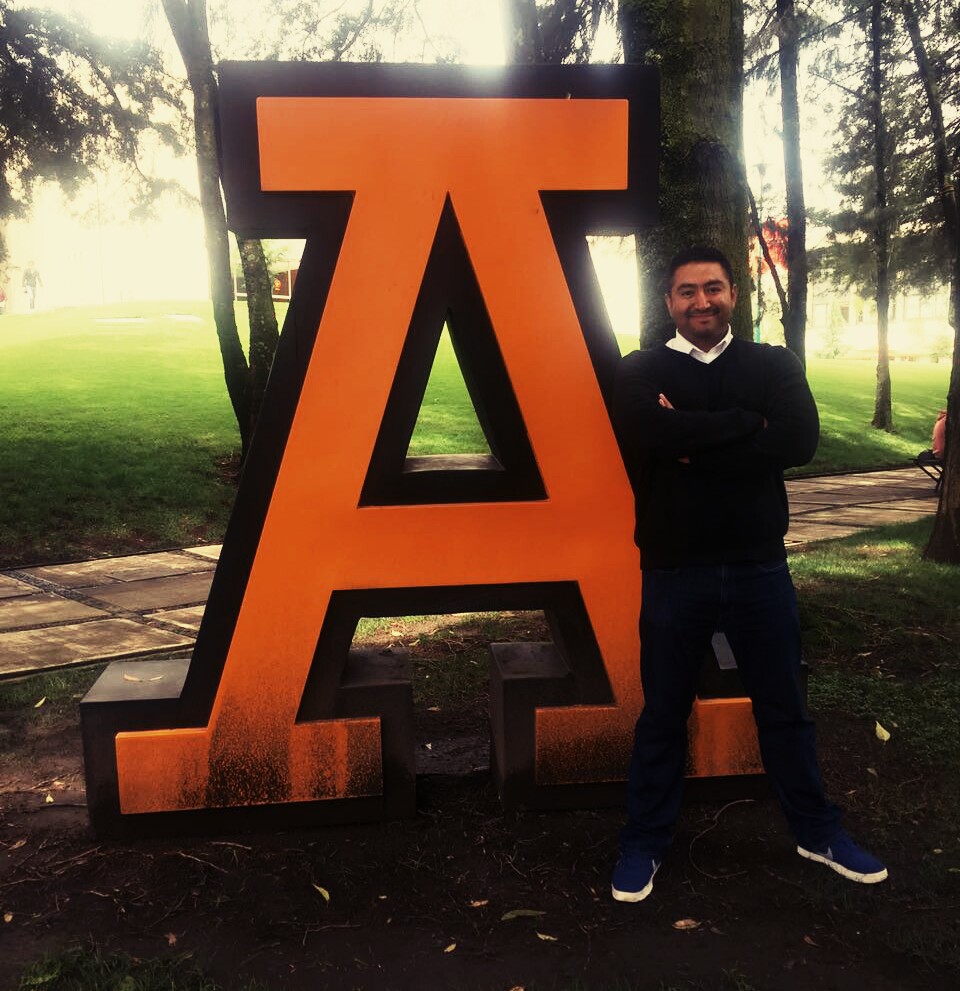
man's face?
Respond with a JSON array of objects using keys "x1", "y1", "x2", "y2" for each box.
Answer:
[{"x1": 664, "y1": 262, "x2": 738, "y2": 350}]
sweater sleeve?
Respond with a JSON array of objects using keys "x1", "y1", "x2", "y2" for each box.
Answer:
[
  {"x1": 613, "y1": 349, "x2": 764, "y2": 461},
  {"x1": 689, "y1": 346, "x2": 819, "y2": 475}
]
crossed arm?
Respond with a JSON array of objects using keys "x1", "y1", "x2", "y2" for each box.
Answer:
[{"x1": 613, "y1": 348, "x2": 819, "y2": 475}]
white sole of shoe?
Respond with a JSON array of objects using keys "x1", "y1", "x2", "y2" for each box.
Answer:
[
  {"x1": 796, "y1": 845, "x2": 888, "y2": 883},
  {"x1": 611, "y1": 878, "x2": 654, "y2": 902},
  {"x1": 611, "y1": 862, "x2": 659, "y2": 903}
]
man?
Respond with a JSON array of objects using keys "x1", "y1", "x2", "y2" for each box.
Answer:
[{"x1": 610, "y1": 245, "x2": 886, "y2": 903}]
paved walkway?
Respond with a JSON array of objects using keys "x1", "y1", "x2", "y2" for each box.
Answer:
[{"x1": 0, "y1": 468, "x2": 940, "y2": 680}]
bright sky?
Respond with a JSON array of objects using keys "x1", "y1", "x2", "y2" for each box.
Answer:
[{"x1": 2, "y1": 0, "x2": 824, "y2": 334}]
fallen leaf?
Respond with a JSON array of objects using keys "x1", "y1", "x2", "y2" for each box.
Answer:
[
  {"x1": 672, "y1": 918, "x2": 700, "y2": 931},
  {"x1": 866, "y1": 767, "x2": 878, "y2": 777},
  {"x1": 44, "y1": 794, "x2": 54, "y2": 804},
  {"x1": 9, "y1": 839, "x2": 26, "y2": 851},
  {"x1": 468, "y1": 899, "x2": 489, "y2": 908},
  {"x1": 3, "y1": 912, "x2": 12, "y2": 923},
  {"x1": 443, "y1": 943, "x2": 457, "y2": 953},
  {"x1": 389, "y1": 629, "x2": 403, "y2": 638},
  {"x1": 875, "y1": 721, "x2": 891, "y2": 742},
  {"x1": 378, "y1": 895, "x2": 388, "y2": 900},
  {"x1": 424, "y1": 743, "x2": 433, "y2": 751},
  {"x1": 427, "y1": 706, "x2": 441, "y2": 712},
  {"x1": 933, "y1": 848, "x2": 943, "y2": 855},
  {"x1": 166, "y1": 932, "x2": 178, "y2": 946},
  {"x1": 33, "y1": 696, "x2": 46, "y2": 708},
  {"x1": 803, "y1": 934, "x2": 819, "y2": 947},
  {"x1": 149, "y1": 676, "x2": 164, "y2": 682},
  {"x1": 536, "y1": 932, "x2": 558, "y2": 942},
  {"x1": 501, "y1": 909, "x2": 546, "y2": 921},
  {"x1": 312, "y1": 884, "x2": 330, "y2": 903},
  {"x1": 122, "y1": 673, "x2": 142, "y2": 683}
]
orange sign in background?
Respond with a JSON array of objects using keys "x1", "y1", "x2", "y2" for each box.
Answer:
[{"x1": 81, "y1": 65, "x2": 760, "y2": 836}]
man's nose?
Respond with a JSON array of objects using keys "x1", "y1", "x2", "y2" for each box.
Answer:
[{"x1": 692, "y1": 289, "x2": 710, "y2": 308}]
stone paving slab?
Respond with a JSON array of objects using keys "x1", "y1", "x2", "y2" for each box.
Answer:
[
  {"x1": 81, "y1": 571, "x2": 214, "y2": 611},
  {"x1": 0, "y1": 469, "x2": 942, "y2": 677},
  {"x1": 0, "y1": 619, "x2": 193, "y2": 677},
  {"x1": 788, "y1": 475, "x2": 932, "y2": 494},
  {"x1": 0, "y1": 575, "x2": 37, "y2": 600},
  {"x1": 22, "y1": 551, "x2": 217, "y2": 589},
  {"x1": 786, "y1": 521, "x2": 869, "y2": 543},
  {"x1": 786, "y1": 497, "x2": 839, "y2": 508},
  {"x1": 882, "y1": 498, "x2": 945, "y2": 512},
  {"x1": 800, "y1": 505, "x2": 935, "y2": 526},
  {"x1": 0, "y1": 593, "x2": 108, "y2": 632},
  {"x1": 146, "y1": 605, "x2": 206, "y2": 633}
]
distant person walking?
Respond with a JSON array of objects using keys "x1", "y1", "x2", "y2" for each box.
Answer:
[{"x1": 22, "y1": 263, "x2": 41, "y2": 310}]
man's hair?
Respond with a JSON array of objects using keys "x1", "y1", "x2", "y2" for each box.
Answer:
[{"x1": 663, "y1": 245, "x2": 735, "y2": 294}]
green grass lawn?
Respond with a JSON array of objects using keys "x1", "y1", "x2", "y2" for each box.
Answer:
[{"x1": 0, "y1": 305, "x2": 951, "y2": 567}]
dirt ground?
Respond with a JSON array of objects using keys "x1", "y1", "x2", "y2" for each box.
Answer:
[{"x1": 1, "y1": 637, "x2": 958, "y2": 991}]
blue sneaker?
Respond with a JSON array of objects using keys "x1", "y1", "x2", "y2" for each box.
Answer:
[
  {"x1": 797, "y1": 831, "x2": 888, "y2": 883},
  {"x1": 611, "y1": 853, "x2": 660, "y2": 902}
]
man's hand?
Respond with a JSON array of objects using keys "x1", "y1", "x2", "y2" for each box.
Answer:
[{"x1": 658, "y1": 394, "x2": 690, "y2": 462}]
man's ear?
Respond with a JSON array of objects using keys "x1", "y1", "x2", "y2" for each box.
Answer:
[{"x1": 730, "y1": 284, "x2": 738, "y2": 308}]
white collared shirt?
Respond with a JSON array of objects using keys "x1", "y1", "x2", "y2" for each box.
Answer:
[{"x1": 665, "y1": 327, "x2": 733, "y2": 364}]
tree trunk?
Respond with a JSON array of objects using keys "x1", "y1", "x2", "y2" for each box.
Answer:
[
  {"x1": 504, "y1": 0, "x2": 598, "y2": 63},
  {"x1": 504, "y1": 0, "x2": 543, "y2": 62},
  {"x1": 237, "y1": 236, "x2": 280, "y2": 454},
  {"x1": 899, "y1": 0, "x2": 960, "y2": 561},
  {"x1": 868, "y1": 0, "x2": 894, "y2": 431},
  {"x1": 162, "y1": 0, "x2": 280, "y2": 458},
  {"x1": 619, "y1": 0, "x2": 751, "y2": 347},
  {"x1": 776, "y1": 0, "x2": 808, "y2": 368},
  {"x1": 162, "y1": 1, "x2": 250, "y2": 443}
]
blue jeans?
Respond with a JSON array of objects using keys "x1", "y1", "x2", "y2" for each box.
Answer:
[{"x1": 621, "y1": 561, "x2": 841, "y2": 856}]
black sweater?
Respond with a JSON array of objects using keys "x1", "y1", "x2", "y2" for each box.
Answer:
[{"x1": 613, "y1": 338, "x2": 819, "y2": 569}]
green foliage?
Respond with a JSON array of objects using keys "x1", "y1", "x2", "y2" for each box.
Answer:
[
  {"x1": 505, "y1": 0, "x2": 613, "y2": 64},
  {"x1": 0, "y1": 305, "x2": 950, "y2": 566},
  {"x1": 809, "y1": 0, "x2": 957, "y2": 295},
  {"x1": 802, "y1": 357, "x2": 949, "y2": 472},
  {"x1": 16, "y1": 943, "x2": 268, "y2": 991},
  {"x1": 408, "y1": 330, "x2": 488, "y2": 455},
  {"x1": 0, "y1": 664, "x2": 105, "y2": 712},
  {"x1": 792, "y1": 517, "x2": 960, "y2": 680},
  {"x1": 0, "y1": 2, "x2": 183, "y2": 243},
  {"x1": 0, "y1": 302, "x2": 238, "y2": 566}
]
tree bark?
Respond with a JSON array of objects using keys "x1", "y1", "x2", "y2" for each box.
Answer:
[
  {"x1": 504, "y1": 0, "x2": 544, "y2": 62},
  {"x1": 619, "y1": 0, "x2": 751, "y2": 347},
  {"x1": 503, "y1": 0, "x2": 599, "y2": 63},
  {"x1": 162, "y1": 0, "x2": 279, "y2": 458},
  {"x1": 868, "y1": 0, "x2": 894, "y2": 431},
  {"x1": 776, "y1": 0, "x2": 808, "y2": 368},
  {"x1": 162, "y1": 1, "x2": 249, "y2": 435},
  {"x1": 899, "y1": 0, "x2": 960, "y2": 561},
  {"x1": 237, "y1": 236, "x2": 280, "y2": 450}
]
